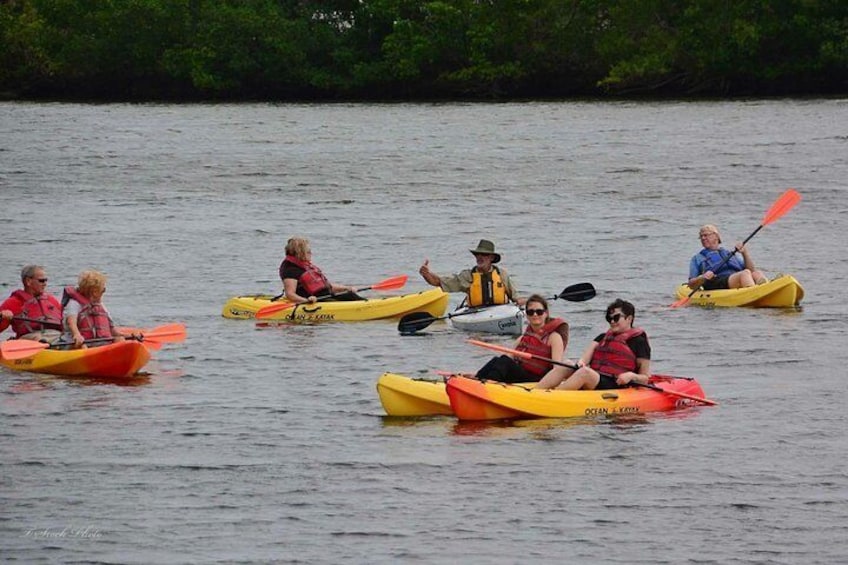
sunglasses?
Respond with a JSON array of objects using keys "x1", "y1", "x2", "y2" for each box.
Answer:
[
  {"x1": 606, "y1": 313, "x2": 624, "y2": 323},
  {"x1": 31, "y1": 277, "x2": 48, "y2": 283},
  {"x1": 525, "y1": 308, "x2": 547, "y2": 316}
]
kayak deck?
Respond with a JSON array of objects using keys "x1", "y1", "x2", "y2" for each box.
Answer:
[{"x1": 449, "y1": 304, "x2": 526, "y2": 335}]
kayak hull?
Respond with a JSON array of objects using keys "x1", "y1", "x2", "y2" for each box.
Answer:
[
  {"x1": 377, "y1": 373, "x2": 455, "y2": 416},
  {"x1": 1, "y1": 341, "x2": 151, "y2": 379},
  {"x1": 222, "y1": 288, "x2": 449, "y2": 321},
  {"x1": 674, "y1": 274, "x2": 804, "y2": 308},
  {"x1": 449, "y1": 304, "x2": 526, "y2": 335},
  {"x1": 445, "y1": 374, "x2": 708, "y2": 421}
]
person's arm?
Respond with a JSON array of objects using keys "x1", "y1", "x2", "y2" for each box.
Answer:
[
  {"x1": 419, "y1": 259, "x2": 442, "y2": 287},
  {"x1": 283, "y1": 278, "x2": 315, "y2": 304},
  {"x1": 328, "y1": 283, "x2": 353, "y2": 295},
  {"x1": 736, "y1": 242, "x2": 756, "y2": 271},
  {"x1": 688, "y1": 255, "x2": 711, "y2": 288},
  {"x1": 66, "y1": 314, "x2": 85, "y2": 348},
  {"x1": 617, "y1": 358, "x2": 651, "y2": 386},
  {"x1": 500, "y1": 268, "x2": 523, "y2": 305}
]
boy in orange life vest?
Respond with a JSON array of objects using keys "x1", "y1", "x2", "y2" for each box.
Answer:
[
  {"x1": 474, "y1": 294, "x2": 568, "y2": 383},
  {"x1": 61, "y1": 270, "x2": 127, "y2": 348},
  {"x1": 535, "y1": 298, "x2": 651, "y2": 390},
  {"x1": 419, "y1": 239, "x2": 525, "y2": 307},
  {"x1": 279, "y1": 237, "x2": 362, "y2": 304},
  {"x1": 0, "y1": 264, "x2": 63, "y2": 343}
]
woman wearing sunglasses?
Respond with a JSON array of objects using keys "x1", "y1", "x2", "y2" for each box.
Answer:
[
  {"x1": 474, "y1": 294, "x2": 568, "y2": 383},
  {"x1": 536, "y1": 298, "x2": 650, "y2": 390}
]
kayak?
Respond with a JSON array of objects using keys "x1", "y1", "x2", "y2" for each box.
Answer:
[
  {"x1": 377, "y1": 372, "x2": 455, "y2": 417},
  {"x1": 449, "y1": 304, "x2": 526, "y2": 335},
  {"x1": 222, "y1": 288, "x2": 449, "y2": 321},
  {"x1": 445, "y1": 374, "x2": 709, "y2": 421},
  {"x1": 674, "y1": 274, "x2": 804, "y2": 308},
  {"x1": 0, "y1": 341, "x2": 151, "y2": 379}
]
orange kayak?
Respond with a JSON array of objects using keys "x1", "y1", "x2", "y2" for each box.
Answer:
[
  {"x1": 445, "y1": 374, "x2": 710, "y2": 420},
  {"x1": 0, "y1": 341, "x2": 151, "y2": 379}
]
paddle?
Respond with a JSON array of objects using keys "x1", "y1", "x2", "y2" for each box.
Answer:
[
  {"x1": 397, "y1": 282, "x2": 596, "y2": 334},
  {"x1": 466, "y1": 338, "x2": 717, "y2": 406},
  {"x1": 9, "y1": 316, "x2": 62, "y2": 330},
  {"x1": 254, "y1": 275, "x2": 409, "y2": 319},
  {"x1": 671, "y1": 188, "x2": 802, "y2": 308},
  {"x1": 1, "y1": 323, "x2": 187, "y2": 360}
]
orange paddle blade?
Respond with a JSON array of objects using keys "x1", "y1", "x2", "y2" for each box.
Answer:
[
  {"x1": 139, "y1": 323, "x2": 187, "y2": 344},
  {"x1": 370, "y1": 274, "x2": 408, "y2": 291},
  {"x1": 466, "y1": 339, "x2": 533, "y2": 360},
  {"x1": 255, "y1": 301, "x2": 297, "y2": 319},
  {"x1": 762, "y1": 189, "x2": 801, "y2": 225},
  {"x1": 669, "y1": 296, "x2": 691, "y2": 309},
  {"x1": 0, "y1": 339, "x2": 50, "y2": 360}
]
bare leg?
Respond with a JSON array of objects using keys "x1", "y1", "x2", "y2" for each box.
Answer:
[
  {"x1": 536, "y1": 364, "x2": 574, "y2": 389},
  {"x1": 728, "y1": 269, "x2": 756, "y2": 288},
  {"x1": 556, "y1": 367, "x2": 601, "y2": 390},
  {"x1": 752, "y1": 270, "x2": 768, "y2": 284}
]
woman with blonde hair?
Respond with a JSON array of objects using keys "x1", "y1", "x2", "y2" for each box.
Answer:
[
  {"x1": 61, "y1": 270, "x2": 126, "y2": 348},
  {"x1": 279, "y1": 237, "x2": 362, "y2": 304}
]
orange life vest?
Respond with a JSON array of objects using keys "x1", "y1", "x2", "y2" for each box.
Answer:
[
  {"x1": 515, "y1": 318, "x2": 568, "y2": 377},
  {"x1": 281, "y1": 255, "x2": 332, "y2": 296},
  {"x1": 62, "y1": 286, "x2": 113, "y2": 340},
  {"x1": 9, "y1": 290, "x2": 62, "y2": 337},
  {"x1": 590, "y1": 328, "x2": 645, "y2": 376}
]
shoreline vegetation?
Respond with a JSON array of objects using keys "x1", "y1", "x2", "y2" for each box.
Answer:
[{"x1": 1, "y1": 0, "x2": 846, "y2": 102}]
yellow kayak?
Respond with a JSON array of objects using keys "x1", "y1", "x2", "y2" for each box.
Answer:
[
  {"x1": 223, "y1": 288, "x2": 449, "y2": 321},
  {"x1": 674, "y1": 274, "x2": 804, "y2": 308},
  {"x1": 377, "y1": 372, "x2": 455, "y2": 416}
]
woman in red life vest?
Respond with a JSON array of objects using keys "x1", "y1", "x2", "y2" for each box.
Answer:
[
  {"x1": 279, "y1": 237, "x2": 362, "y2": 304},
  {"x1": 61, "y1": 270, "x2": 127, "y2": 348},
  {"x1": 536, "y1": 298, "x2": 651, "y2": 390},
  {"x1": 474, "y1": 294, "x2": 569, "y2": 383},
  {"x1": 0, "y1": 264, "x2": 63, "y2": 343}
]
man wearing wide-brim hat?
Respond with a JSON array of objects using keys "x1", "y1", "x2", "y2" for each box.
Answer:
[{"x1": 419, "y1": 239, "x2": 523, "y2": 307}]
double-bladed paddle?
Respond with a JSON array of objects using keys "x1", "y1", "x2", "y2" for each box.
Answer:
[
  {"x1": 466, "y1": 338, "x2": 717, "y2": 406},
  {"x1": 397, "y1": 282, "x2": 596, "y2": 334},
  {"x1": 671, "y1": 188, "x2": 802, "y2": 308},
  {"x1": 0, "y1": 323, "x2": 187, "y2": 360},
  {"x1": 254, "y1": 275, "x2": 409, "y2": 319}
]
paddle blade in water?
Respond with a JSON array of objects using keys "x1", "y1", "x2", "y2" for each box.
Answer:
[
  {"x1": 255, "y1": 302, "x2": 296, "y2": 319},
  {"x1": 0, "y1": 339, "x2": 50, "y2": 360},
  {"x1": 669, "y1": 296, "x2": 691, "y2": 309},
  {"x1": 762, "y1": 189, "x2": 801, "y2": 226},
  {"x1": 397, "y1": 311, "x2": 437, "y2": 333}
]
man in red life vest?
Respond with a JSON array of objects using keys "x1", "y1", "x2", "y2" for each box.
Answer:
[{"x1": 0, "y1": 265, "x2": 63, "y2": 343}]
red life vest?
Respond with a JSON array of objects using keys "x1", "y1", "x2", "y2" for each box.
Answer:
[
  {"x1": 62, "y1": 286, "x2": 113, "y2": 339},
  {"x1": 590, "y1": 327, "x2": 645, "y2": 376},
  {"x1": 515, "y1": 318, "x2": 568, "y2": 377},
  {"x1": 282, "y1": 255, "x2": 331, "y2": 296},
  {"x1": 9, "y1": 290, "x2": 62, "y2": 337}
]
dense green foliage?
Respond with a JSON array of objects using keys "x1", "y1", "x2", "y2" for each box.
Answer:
[{"x1": 1, "y1": 0, "x2": 846, "y2": 99}]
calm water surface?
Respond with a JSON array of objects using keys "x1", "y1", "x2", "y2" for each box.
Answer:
[{"x1": 1, "y1": 100, "x2": 847, "y2": 564}]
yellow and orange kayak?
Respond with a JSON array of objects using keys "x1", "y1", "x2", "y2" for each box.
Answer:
[
  {"x1": 445, "y1": 374, "x2": 710, "y2": 421},
  {"x1": 0, "y1": 341, "x2": 151, "y2": 379}
]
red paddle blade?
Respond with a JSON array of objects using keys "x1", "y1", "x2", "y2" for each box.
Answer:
[
  {"x1": 762, "y1": 189, "x2": 801, "y2": 226},
  {"x1": 370, "y1": 275, "x2": 408, "y2": 291},
  {"x1": 0, "y1": 339, "x2": 50, "y2": 360}
]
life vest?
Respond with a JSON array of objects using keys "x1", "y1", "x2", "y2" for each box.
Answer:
[
  {"x1": 9, "y1": 290, "x2": 62, "y2": 337},
  {"x1": 515, "y1": 318, "x2": 568, "y2": 377},
  {"x1": 62, "y1": 286, "x2": 113, "y2": 339},
  {"x1": 590, "y1": 327, "x2": 646, "y2": 376},
  {"x1": 467, "y1": 266, "x2": 508, "y2": 307},
  {"x1": 281, "y1": 255, "x2": 331, "y2": 296},
  {"x1": 697, "y1": 248, "x2": 742, "y2": 277}
]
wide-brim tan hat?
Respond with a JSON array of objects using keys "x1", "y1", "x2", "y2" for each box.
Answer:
[{"x1": 469, "y1": 239, "x2": 501, "y2": 263}]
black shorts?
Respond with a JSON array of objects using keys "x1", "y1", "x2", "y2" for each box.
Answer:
[
  {"x1": 596, "y1": 373, "x2": 621, "y2": 390},
  {"x1": 702, "y1": 275, "x2": 731, "y2": 290}
]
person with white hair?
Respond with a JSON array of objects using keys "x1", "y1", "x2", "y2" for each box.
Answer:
[{"x1": 687, "y1": 224, "x2": 767, "y2": 290}]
